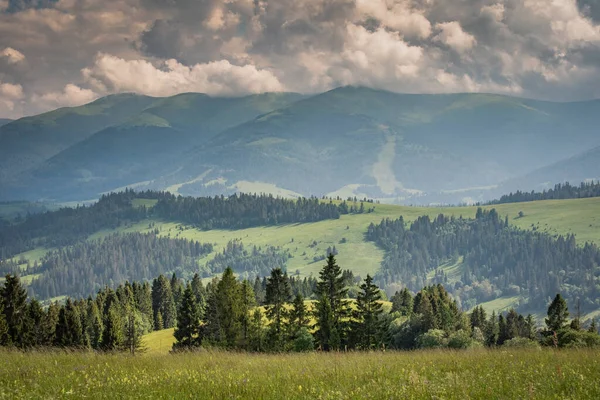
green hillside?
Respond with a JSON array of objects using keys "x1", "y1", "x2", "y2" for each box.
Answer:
[
  {"x1": 21, "y1": 93, "x2": 304, "y2": 200},
  {"x1": 8, "y1": 195, "x2": 599, "y2": 315}
]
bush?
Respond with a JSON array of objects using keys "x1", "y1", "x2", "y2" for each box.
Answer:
[
  {"x1": 417, "y1": 329, "x2": 447, "y2": 349},
  {"x1": 448, "y1": 330, "x2": 480, "y2": 349},
  {"x1": 293, "y1": 328, "x2": 315, "y2": 352},
  {"x1": 559, "y1": 329, "x2": 600, "y2": 348},
  {"x1": 503, "y1": 337, "x2": 541, "y2": 349}
]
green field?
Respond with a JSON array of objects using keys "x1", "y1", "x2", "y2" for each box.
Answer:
[{"x1": 1, "y1": 349, "x2": 599, "y2": 399}]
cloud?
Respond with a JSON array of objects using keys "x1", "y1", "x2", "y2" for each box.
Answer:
[
  {"x1": 434, "y1": 21, "x2": 477, "y2": 53},
  {"x1": 1, "y1": 47, "x2": 25, "y2": 64},
  {"x1": 31, "y1": 84, "x2": 98, "y2": 109},
  {"x1": 0, "y1": 0, "x2": 599, "y2": 118},
  {"x1": 82, "y1": 53, "x2": 284, "y2": 97},
  {"x1": 0, "y1": 80, "x2": 24, "y2": 116}
]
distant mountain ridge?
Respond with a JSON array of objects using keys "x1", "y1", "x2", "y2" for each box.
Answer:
[{"x1": 1, "y1": 87, "x2": 599, "y2": 203}]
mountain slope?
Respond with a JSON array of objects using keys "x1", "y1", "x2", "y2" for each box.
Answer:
[
  {"x1": 2, "y1": 87, "x2": 600, "y2": 203},
  {"x1": 0, "y1": 119, "x2": 12, "y2": 127},
  {"x1": 172, "y1": 87, "x2": 600, "y2": 200},
  {"x1": 0, "y1": 94, "x2": 156, "y2": 185},
  {"x1": 499, "y1": 145, "x2": 600, "y2": 193},
  {"x1": 19, "y1": 93, "x2": 304, "y2": 200}
]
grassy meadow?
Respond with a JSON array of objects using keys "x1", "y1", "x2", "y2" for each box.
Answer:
[{"x1": 1, "y1": 348, "x2": 599, "y2": 399}]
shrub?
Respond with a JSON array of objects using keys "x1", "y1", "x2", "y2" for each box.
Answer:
[
  {"x1": 503, "y1": 337, "x2": 541, "y2": 349},
  {"x1": 417, "y1": 329, "x2": 447, "y2": 349},
  {"x1": 293, "y1": 328, "x2": 315, "y2": 352}
]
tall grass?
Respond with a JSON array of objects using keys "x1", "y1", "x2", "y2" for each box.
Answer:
[{"x1": 1, "y1": 349, "x2": 599, "y2": 399}]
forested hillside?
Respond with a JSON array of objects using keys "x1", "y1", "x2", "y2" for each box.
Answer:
[
  {"x1": 367, "y1": 209, "x2": 600, "y2": 312},
  {"x1": 488, "y1": 181, "x2": 600, "y2": 204}
]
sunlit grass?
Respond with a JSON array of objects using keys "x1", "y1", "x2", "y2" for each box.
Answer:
[{"x1": 1, "y1": 349, "x2": 599, "y2": 399}]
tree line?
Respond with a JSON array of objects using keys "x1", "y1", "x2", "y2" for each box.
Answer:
[
  {"x1": 367, "y1": 208, "x2": 600, "y2": 313},
  {"x1": 0, "y1": 190, "x2": 348, "y2": 260},
  {"x1": 486, "y1": 181, "x2": 600, "y2": 205},
  {"x1": 2, "y1": 255, "x2": 598, "y2": 352}
]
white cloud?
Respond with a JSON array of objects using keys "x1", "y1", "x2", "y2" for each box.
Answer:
[
  {"x1": 82, "y1": 53, "x2": 284, "y2": 97},
  {"x1": 1, "y1": 47, "x2": 26, "y2": 64},
  {"x1": 0, "y1": 81, "x2": 24, "y2": 116},
  {"x1": 434, "y1": 21, "x2": 477, "y2": 53},
  {"x1": 31, "y1": 84, "x2": 98, "y2": 110},
  {"x1": 355, "y1": 0, "x2": 432, "y2": 39}
]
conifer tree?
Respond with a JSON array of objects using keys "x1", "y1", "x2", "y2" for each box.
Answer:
[
  {"x1": 102, "y1": 302, "x2": 124, "y2": 350},
  {"x1": 248, "y1": 308, "x2": 265, "y2": 352},
  {"x1": 0, "y1": 300, "x2": 7, "y2": 346},
  {"x1": 0, "y1": 274, "x2": 28, "y2": 346},
  {"x1": 287, "y1": 294, "x2": 310, "y2": 338},
  {"x1": 86, "y1": 298, "x2": 103, "y2": 349},
  {"x1": 152, "y1": 275, "x2": 176, "y2": 329},
  {"x1": 391, "y1": 288, "x2": 413, "y2": 316},
  {"x1": 589, "y1": 319, "x2": 598, "y2": 334},
  {"x1": 42, "y1": 302, "x2": 59, "y2": 345},
  {"x1": 239, "y1": 279, "x2": 256, "y2": 346},
  {"x1": 484, "y1": 311, "x2": 499, "y2": 346},
  {"x1": 351, "y1": 275, "x2": 385, "y2": 349},
  {"x1": 23, "y1": 299, "x2": 44, "y2": 347},
  {"x1": 173, "y1": 283, "x2": 202, "y2": 350},
  {"x1": 314, "y1": 254, "x2": 350, "y2": 350},
  {"x1": 55, "y1": 299, "x2": 84, "y2": 347},
  {"x1": 215, "y1": 268, "x2": 242, "y2": 348},
  {"x1": 190, "y1": 273, "x2": 207, "y2": 317},
  {"x1": 546, "y1": 294, "x2": 569, "y2": 332},
  {"x1": 124, "y1": 310, "x2": 146, "y2": 355},
  {"x1": 265, "y1": 268, "x2": 291, "y2": 349}
]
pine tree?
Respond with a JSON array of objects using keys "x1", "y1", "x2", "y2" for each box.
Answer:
[
  {"x1": 314, "y1": 293, "x2": 335, "y2": 351},
  {"x1": 239, "y1": 280, "x2": 256, "y2": 346},
  {"x1": 248, "y1": 308, "x2": 265, "y2": 352},
  {"x1": 545, "y1": 293, "x2": 569, "y2": 332},
  {"x1": 351, "y1": 275, "x2": 385, "y2": 350},
  {"x1": 314, "y1": 254, "x2": 350, "y2": 351},
  {"x1": 152, "y1": 275, "x2": 176, "y2": 329},
  {"x1": 86, "y1": 298, "x2": 103, "y2": 349},
  {"x1": 55, "y1": 299, "x2": 84, "y2": 347},
  {"x1": 173, "y1": 283, "x2": 202, "y2": 350},
  {"x1": 0, "y1": 300, "x2": 7, "y2": 346},
  {"x1": 215, "y1": 267, "x2": 242, "y2": 348},
  {"x1": 0, "y1": 274, "x2": 28, "y2": 346},
  {"x1": 589, "y1": 319, "x2": 598, "y2": 334},
  {"x1": 124, "y1": 310, "x2": 146, "y2": 355},
  {"x1": 265, "y1": 268, "x2": 291, "y2": 349},
  {"x1": 484, "y1": 311, "x2": 499, "y2": 346},
  {"x1": 102, "y1": 302, "x2": 124, "y2": 350},
  {"x1": 42, "y1": 302, "x2": 60, "y2": 345},
  {"x1": 22, "y1": 299, "x2": 44, "y2": 347},
  {"x1": 190, "y1": 273, "x2": 207, "y2": 317},
  {"x1": 287, "y1": 294, "x2": 310, "y2": 338},
  {"x1": 391, "y1": 288, "x2": 413, "y2": 316}
]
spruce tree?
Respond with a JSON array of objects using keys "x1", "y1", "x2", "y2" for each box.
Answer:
[
  {"x1": 545, "y1": 294, "x2": 569, "y2": 332},
  {"x1": 391, "y1": 288, "x2": 413, "y2": 316},
  {"x1": 190, "y1": 273, "x2": 207, "y2": 317},
  {"x1": 102, "y1": 302, "x2": 124, "y2": 350},
  {"x1": 86, "y1": 298, "x2": 103, "y2": 349},
  {"x1": 484, "y1": 311, "x2": 499, "y2": 346},
  {"x1": 265, "y1": 268, "x2": 291, "y2": 349},
  {"x1": 55, "y1": 299, "x2": 84, "y2": 347},
  {"x1": 239, "y1": 280, "x2": 256, "y2": 346},
  {"x1": 124, "y1": 310, "x2": 146, "y2": 355},
  {"x1": 0, "y1": 300, "x2": 7, "y2": 346},
  {"x1": 215, "y1": 267, "x2": 242, "y2": 348},
  {"x1": 351, "y1": 275, "x2": 385, "y2": 350},
  {"x1": 287, "y1": 294, "x2": 310, "y2": 338},
  {"x1": 42, "y1": 302, "x2": 60, "y2": 345},
  {"x1": 23, "y1": 299, "x2": 44, "y2": 347},
  {"x1": 173, "y1": 283, "x2": 202, "y2": 350},
  {"x1": 152, "y1": 275, "x2": 176, "y2": 329},
  {"x1": 315, "y1": 254, "x2": 350, "y2": 351},
  {"x1": 0, "y1": 274, "x2": 28, "y2": 346},
  {"x1": 248, "y1": 308, "x2": 265, "y2": 352}
]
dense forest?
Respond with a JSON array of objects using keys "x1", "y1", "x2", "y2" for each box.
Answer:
[
  {"x1": 26, "y1": 232, "x2": 213, "y2": 299},
  {"x1": 487, "y1": 181, "x2": 600, "y2": 204},
  {"x1": 1, "y1": 256, "x2": 598, "y2": 353},
  {"x1": 0, "y1": 190, "x2": 346, "y2": 260},
  {"x1": 367, "y1": 209, "x2": 600, "y2": 312}
]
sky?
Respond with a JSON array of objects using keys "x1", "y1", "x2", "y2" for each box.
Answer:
[{"x1": 1, "y1": 0, "x2": 600, "y2": 118}]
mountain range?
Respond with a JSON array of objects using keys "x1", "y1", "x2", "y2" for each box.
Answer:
[{"x1": 1, "y1": 86, "x2": 599, "y2": 204}]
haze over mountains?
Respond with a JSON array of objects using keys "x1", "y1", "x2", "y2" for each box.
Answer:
[{"x1": 1, "y1": 86, "x2": 599, "y2": 204}]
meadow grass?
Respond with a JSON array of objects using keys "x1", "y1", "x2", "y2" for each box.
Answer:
[{"x1": 1, "y1": 348, "x2": 599, "y2": 399}]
